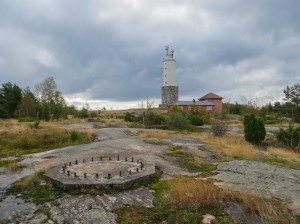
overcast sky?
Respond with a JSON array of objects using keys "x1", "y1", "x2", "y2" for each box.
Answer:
[{"x1": 0, "y1": 0, "x2": 299, "y2": 109}]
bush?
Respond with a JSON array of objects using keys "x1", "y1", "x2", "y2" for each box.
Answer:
[
  {"x1": 244, "y1": 114, "x2": 266, "y2": 145},
  {"x1": 276, "y1": 126, "x2": 300, "y2": 150},
  {"x1": 211, "y1": 119, "x2": 228, "y2": 136},
  {"x1": 70, "y1": 131, "x2": 80, "y2": 141},
  {"x1": 187, "y1": 114, "x2": 204, "y2": 126},
  {"x1": 144, "y1": 111, "x2": 165, "y2": 126},
  {"x1": 166, "y1": 112, "x2": 191, "y2": 130},
  {"x1": 124, "y1": 112, "x2": 137, "y2": 122},
  {"x1": 28, "y1": 120, "x2": 40, "y2": 129}
]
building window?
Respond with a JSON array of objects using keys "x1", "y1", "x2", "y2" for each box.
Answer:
[{"x1": 206, "y1": 106, "x2": 213, "y2": 111}]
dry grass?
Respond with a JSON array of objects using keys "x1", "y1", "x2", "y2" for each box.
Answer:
[
  {"x1": 138, "y1": 130, "x2": 171, "y2": 138},
  {"x1": 192, "y1": 133, "x2": 258, "y2": 160},
  {"x1": 169, "y1": 176, "x2": 298, "y2": 224},
  {"x1": 267, "y1": 147, "x2": 300, "y2": 161},
  {"x1": 170, "y1": 176, "x2": 228, "y2": 208}
]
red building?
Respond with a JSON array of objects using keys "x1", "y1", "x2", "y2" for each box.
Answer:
[
  {"x1": 167, "y1": 93, "x2": 223, "y2": 114},
  {"x1": 198, "y1": 93, "x2": 223, "y2": 112}
]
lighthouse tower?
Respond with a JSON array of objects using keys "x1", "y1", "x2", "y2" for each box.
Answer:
[{"x1": 161, "y1": 46, "x2": 178, "y2": 107}]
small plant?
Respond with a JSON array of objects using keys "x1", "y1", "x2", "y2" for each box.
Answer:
[
  {"x1": 211, "y1": 119, "x2": 228, "y2": 136},
  {"x1": 244, "y1": 114, "x2": 266, "y2": 145},
  {"x1": 28, "y1": 120, "x2": 40, "y2": 129},
  {"x1": 70, "y1": 130, "x2": 80, "y2": 141}
]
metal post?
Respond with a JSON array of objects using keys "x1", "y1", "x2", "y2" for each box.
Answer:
[
  {"x1": 69, "y1": 162, "x2": 72, "y2": 166},
  {"x1": 117, "y1": 155, "x2": 119, "y2": 161},
  {"x1": 84, "y1": 173, "x2": 87, "y2": 179},
  {"x1": 96, "y1": 173, "x2": 99, "y2": 179},
  {"x1": 75, "y1": 160, "x2": 78, "y2": 164}
]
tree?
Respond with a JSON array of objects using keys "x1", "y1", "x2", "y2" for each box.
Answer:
[
  {"x1": 0, "y1": 82, "x2": 22, "y2": 118},
  {"x1": 283, "y1": 84, "x2": 300, "y2": 122},
  {"x1": 18, "y1": 87, "x2": 39, "y2": 119},
  {"x1": 35, "y1": 76, "x2": 67, "y2": 120},
  {"x1": 284, "y1": 84, "x2": 300, "y2": 107},
  {"x1": 244, "y1": 114, "x2": 266, "y2": 145}
]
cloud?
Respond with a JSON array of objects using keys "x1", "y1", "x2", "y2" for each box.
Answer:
[{"x1": 0, "y1": 0, "x2": 299, "y2": 108}]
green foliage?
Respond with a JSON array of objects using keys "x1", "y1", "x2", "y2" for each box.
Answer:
[
  {"x1": 6, "y1": 170, "x2": 63, "y2": 204},
  {"x1": 124, "y1": 112, "x2": 137, "y2": 122},
  {"x1": 166, "y1": 151, "x2": 217, "y2": 173},
  {"x1": 0, "y1": 128, "x2": 94, "y2": 157},
  {"x1": 244, "y1": 114, "x2": 266, "y2": 145},
  {"x1": 79, "y1": 107, "x2": 89, "y2": 118},
  {"x1": 187, "y1": 114, "x2": 204, "y2": 126},
  {"x1": 34, "y1": 76, "x2": 67, "y2": 120},
  {"x1": 166, "y1": 112, "x2": 192, "y2": 130},
  {"x1": 0, "y1": 82, "x2": 22, "y2": 118},
  {"x1": 70, "y1": 130, "x2": 80, "y2": 141},
  {"x1": 276, "y1": 126, "x2": 300, "y2": 149},
  {"x1": 144, "y1": 110, "x2": 165, "y2": 126},
  {"x1": 18, "y1": 87, "x2": 39, "y2": 119},
  {"x1": 28, "y1": 120, "x2": 40, "y2": 129}
]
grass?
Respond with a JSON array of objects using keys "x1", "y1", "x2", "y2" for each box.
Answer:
[
  {"x1": 6, "y1": 170, "x2": 63, "y2": 204},
  {"x1": 266, "y1": 147, "x2": 300, "y2": 161},
  {"x1": 138, "y1": 130, "x2": 171, "y2": 138},
  {"x1": 116, "y1": 176, "x2": 298, "y2": 224},
  {"x1": 192, "y1": 133, "x2": 300, "y2": 169},
  {"x1": 0, "y1": 159, "x2": 24, "y2": 172},
  {"x1": 143, "y1": 139, "x2": 170, "y2": 145},
  {"x1": 165, "y1": 151, "x2": 217, "y2": 173},
  {"x1": 0, "y1": 121, "x2": 95, "y2": 157}
]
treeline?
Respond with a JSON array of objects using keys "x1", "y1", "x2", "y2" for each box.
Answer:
[
  {"x1": 0, "y1": 77, "x2": 88, "y2": 120},
  {"x1": 223, "y1": 84, "x2": 300, "y2": 123}
]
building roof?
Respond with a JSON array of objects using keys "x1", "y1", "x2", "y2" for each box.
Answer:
[
  {"x1": 199, "y1": 92, "x2": 223, "y2": 100},
  {"x1": 169, "y1": 101, "x2": 215, "y2": 106}
]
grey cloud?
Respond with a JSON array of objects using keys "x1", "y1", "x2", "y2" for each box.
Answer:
[{"x1": 0, "y1": 0, "x2": 299, "y2": 107}]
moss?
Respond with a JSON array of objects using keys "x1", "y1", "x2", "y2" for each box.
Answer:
[
  {"x1": 6, "y1": 170, "x2": 63, "y2": 204},
  {"x1": 116, "y1": 178, "x2": 234, "y2": 224},
  {"x1": 165, "y1": 151, "x2": 217, "y2": 173}
]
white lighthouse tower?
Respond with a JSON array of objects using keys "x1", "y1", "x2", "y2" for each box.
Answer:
[{"x1": 161, "y1": 46, "x2": 178, "y2": 106}]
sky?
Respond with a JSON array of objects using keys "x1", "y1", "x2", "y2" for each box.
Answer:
[{"x1": 0, "y1": 0, "x2": 299, "y2": 109}]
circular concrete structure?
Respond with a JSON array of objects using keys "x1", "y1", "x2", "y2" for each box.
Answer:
[{"x1": 44, "y1": 156, "x2": 156, "y2": 190}]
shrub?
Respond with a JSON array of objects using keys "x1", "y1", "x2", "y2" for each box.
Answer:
[
  {"x1": 70, "y1": 130, "x2": 80, "y2": 141},
  {"x1": 28, "y1": 120, "x2": 40, "y2": 129},
  {"x1": 276, "y1": 126, "x2": 300, "y2": 150},
  {"x1": 166, "y1": 112, "x2": 191, "y2": 130},
  {"x1": 244, "y1": 114, "x2": 266, "y2": 145},
  {"x1": 187, "y1": 114, "x2": 204, "y2": 126},
  {"x1": 211, "y1": 119, "x2": 228, "y2": 136},
  {"x1": 144, "y1": 111, "x2": 165, "y2": 126},
  {"x1": 124, "y1": 112, "x2": 137, "y2": 122}
]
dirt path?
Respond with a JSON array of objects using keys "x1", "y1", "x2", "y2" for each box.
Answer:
[{"x1": 1, "y1": 127, "x2": 300, "y2": 223}]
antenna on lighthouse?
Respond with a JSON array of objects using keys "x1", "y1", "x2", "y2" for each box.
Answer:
[{"x1": 165, "y1": 45, "x2": 169, "y2": 55}]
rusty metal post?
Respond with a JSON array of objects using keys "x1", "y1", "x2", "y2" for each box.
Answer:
[
  {"x1": 100, "y1": 156, "x2": 102, "y2": 161},
  {"x1": 132, "y1": 157, "x2": 134, "y2": 162},
  {"x1": 117, "y1": 155, "x2": 119, "y2": 161},
  {"x1": 84, "y1": 173, "x2": 87, "y2": 179},
  {"x1": 96, "y1": 173, "x2": 99, "y2": 179},
  {"x1": 92, "y1": 157, "x2": 94, "y2": 162}
]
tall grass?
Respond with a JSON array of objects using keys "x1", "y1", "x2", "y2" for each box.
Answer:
[
  {"x1": 169, "y1": 176, "x2": 298, "y2": 224},
  {"x1": 267, "y1": 147, "x2": 300, "y2": 161},
  {"x1": 193, "y1": 133, "x2": 258, "y2": 160},
  {"x1": 138, "y1": 130, "x2": 171, "y2": 138},
  {"x1": 0, "y1": 121, "x2": 95, "y2": 157}
]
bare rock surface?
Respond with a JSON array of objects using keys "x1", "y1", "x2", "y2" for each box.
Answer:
[
  {"x1": 213, "y1": 160, "x2": 300, "y2": 215},
  {"x1": 1, "y1": 186, "x2": 153, "y2": 224}
]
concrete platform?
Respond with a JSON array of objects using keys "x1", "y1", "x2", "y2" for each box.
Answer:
[{"x1": 44, "y1": 155, "x2": 156, "y2": 190}]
